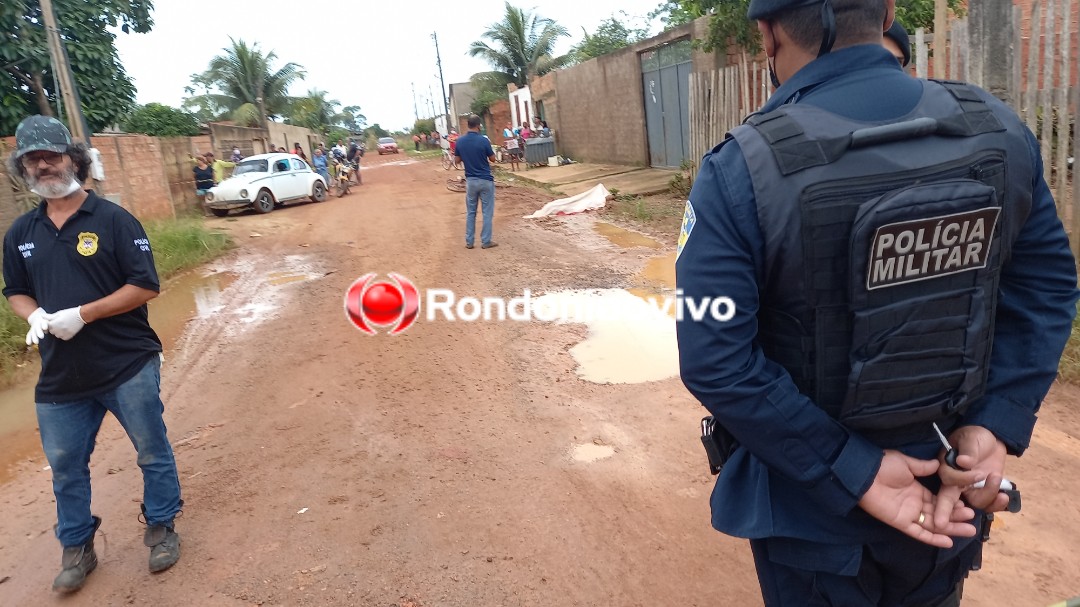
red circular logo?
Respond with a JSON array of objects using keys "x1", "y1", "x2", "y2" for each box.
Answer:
[{"x1": 345, "y1": 273, "x2": 420, "y2": 335}]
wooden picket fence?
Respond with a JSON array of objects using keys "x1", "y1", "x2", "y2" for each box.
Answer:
[{"x1": 686, "y1": 1, "x2": 1080, "y2": 258}]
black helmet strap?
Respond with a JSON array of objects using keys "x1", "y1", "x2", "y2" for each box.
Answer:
[{"x1": 818, "y1": 0, "x2": 837, "y2": 57}]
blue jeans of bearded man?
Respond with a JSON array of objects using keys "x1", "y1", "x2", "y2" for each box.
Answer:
[
  {"x1": 36, "y1": 356, "x2": 182, "y2": 547},
  {"x1": 465, "y1": 178, "x2": 495, "y2": 246}
]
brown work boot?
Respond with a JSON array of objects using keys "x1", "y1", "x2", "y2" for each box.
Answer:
[
  {"x1": 145, "y1": 524, "x2": 181, "y2": 573},
  {"x1": 52, "y1": 516, "x2": 101, "y2": 593}
]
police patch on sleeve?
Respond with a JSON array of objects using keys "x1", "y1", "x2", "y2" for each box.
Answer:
[
  {"x1": 867, "y1": 207, "x2": 1000, "y2": 290},
  {"x1": 676, "y1": 200, "x2": 696, "y2": 260}
]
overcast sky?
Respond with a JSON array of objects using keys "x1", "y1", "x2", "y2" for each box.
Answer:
[{"x1": 111, "y1": 0, "x2": 664, "y2": 131}]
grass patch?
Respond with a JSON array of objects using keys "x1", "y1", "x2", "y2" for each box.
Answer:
[
  {"x1": 1057, "y1": 307, "x2": 1080, "y2": 384},
  {"x1": 0, "y1": 217, "x2": 233, "y2": 386},
  {"x1": 604, "y1": 189, "x2": 684, "y2": 229}
]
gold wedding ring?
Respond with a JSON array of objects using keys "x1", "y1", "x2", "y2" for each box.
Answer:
[{"x1": 917, "y1": 512, "x2": 926, "y2": 525}]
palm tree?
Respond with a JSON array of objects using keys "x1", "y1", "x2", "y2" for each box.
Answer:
[
  {"x1": 288, "y1": 89, "x2": 340, "y2": 132},
  {"x1": 468, "y1": 2, "x2": 571, "y2": 87},
  {"x1": 196, "y1": 38, "x2": 305, "y2": 126}
]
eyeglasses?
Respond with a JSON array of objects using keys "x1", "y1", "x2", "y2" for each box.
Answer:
[{"x1": 21, "y1": 151, "x2": 65, "y2": 167}]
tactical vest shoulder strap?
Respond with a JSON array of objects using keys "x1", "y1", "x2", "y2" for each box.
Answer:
[{"x1": 741, "y1": 83, "x2": 1006, "y2": 176}]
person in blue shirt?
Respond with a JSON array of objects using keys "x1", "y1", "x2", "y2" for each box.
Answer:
[
  {"x1": 455, "y1": 114, "x2": 498, "y2": 249},
  {"x1": 3, "y1": 116, "x2": 184, "y2": 593},
  {"x1": 675, "y1": 1, "x2": 1079, "y2": 605}
]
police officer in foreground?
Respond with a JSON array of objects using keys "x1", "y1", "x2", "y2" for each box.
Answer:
[
  {"x1": 675, "y1": 0, "x2": 1079, "y2": 605},
  {"x1": 3, "y1": 116, "x2": 183, "y2": 592}
]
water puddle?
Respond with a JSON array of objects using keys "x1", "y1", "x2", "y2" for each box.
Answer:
[
  {"x1": 0, "y1": 269, "x2": 239, "y2": 485},
  {"x1": 534, "y1": 289, "x2": 678, "y2": 384},
  {"x1": 571, "y1": 443, "x2": 615, "y2": 462},
  {"x1": 594, "y1": 222, "x2": 662, "y2": 249}
]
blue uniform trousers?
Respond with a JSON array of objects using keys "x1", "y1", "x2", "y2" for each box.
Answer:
[{"x1": 749, "y1": 529, "x2": 982, "y2": 607}]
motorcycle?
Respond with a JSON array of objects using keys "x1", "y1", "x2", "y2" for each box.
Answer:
[{"x1": 332, "y1": 156, "x2": 355, "y2": 197}]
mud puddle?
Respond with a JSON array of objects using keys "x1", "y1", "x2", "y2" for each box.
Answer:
[
  {"x1": 534, "y1": 289, "x2": 678, "y2": 384},
  {"x1": 0, "y1": 270, "x2": 236, "y2": 484}
]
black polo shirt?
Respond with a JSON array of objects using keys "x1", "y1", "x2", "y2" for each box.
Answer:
[{"x1": 2, "y1": 191, "x2": 162, "y2": 402}]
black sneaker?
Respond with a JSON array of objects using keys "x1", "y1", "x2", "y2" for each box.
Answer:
[
  {"x1": 465, "y1": 243, "x2": 474, "y2": 249},
  {"x1": 52, "y1": 516, "x2": 101, "y2": 593},
  {"x1": 482, "y1": 242, "x2": 498, "y2": 249},
  {"x1": 145, "y1": 524, "x2": 181, "y2": 573}
]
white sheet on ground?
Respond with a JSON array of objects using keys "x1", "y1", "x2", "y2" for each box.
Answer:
[{"x1": 523, "y1": 183, "x2": 611, "y2": 218}]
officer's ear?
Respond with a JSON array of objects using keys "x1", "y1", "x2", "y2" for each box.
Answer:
[
  {"x1": 758, "y1": 20, "x2": 777, "y2": 58},
  {"x1": 883, "y1": 0, "x2": 896, "y2": 33}
]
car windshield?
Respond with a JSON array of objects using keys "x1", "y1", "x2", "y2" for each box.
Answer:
[
  {"x1": 379, "y1": 138, "x2": 395, "y2": 144},
  {"x1": 232, "y1": 159, "x2": 269, "y2": 175}
]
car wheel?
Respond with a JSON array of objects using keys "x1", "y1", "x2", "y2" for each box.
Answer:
[
  {"x1": 311, "y1": 180, "x2": 327, "y2": 202},
  {"x1": 210, "y1": 208, "x2": 229, "y2": 217},
  {"x1": 253, "y1": 190, "x2": 275, "y2": 214}
]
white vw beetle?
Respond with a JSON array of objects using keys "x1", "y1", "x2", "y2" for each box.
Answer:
[{"x1": 204, "y1": 153, "x2": 327, "y2": 216}]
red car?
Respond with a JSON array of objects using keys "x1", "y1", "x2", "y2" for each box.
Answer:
[{"x1": 377, "y1": 137, "x2": 399, "y2": 154}]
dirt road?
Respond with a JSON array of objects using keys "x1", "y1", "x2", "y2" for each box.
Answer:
[{"x1": 1, "y1": 154, "x2": 1078, "y2": 606}]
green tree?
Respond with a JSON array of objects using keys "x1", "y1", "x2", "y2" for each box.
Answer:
[
  {"x1": 413, "y1": 117, "x2": 435, "y2": 135},
  {"x1": 191, "y1": 38, "x2": 305, "y2": 126},
  {"x1": 366, "y1": 123, "x2": 390, "y2": 139},
  {"x1": 0, "y1": 0, "x2": 154, "y2": 136},
  {"x1": 570, "y1": 13, "x2": 651, "y2": 63},
  {"x1": 650, "y1": 0, "x2": 964, "y2": 55},
  {"x1": 122, "y1": 103, "x2": 200, "y2": 136},
  {"x1": 336, "y1": 105, "x2": 366, "y2": 132},
  {"x1": 287, "y1": 88, "x2": 340, "y2": 132},
  {"x1": 468, "y1": 2, "x2": 571, "y2": 87},
  {"x1": 469, "y1": 71, "x2": 514, "y2": 116}
]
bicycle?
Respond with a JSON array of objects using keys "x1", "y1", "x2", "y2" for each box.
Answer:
[{"x1": 441, "y1": 149, "x2": 454, "y2": 170}]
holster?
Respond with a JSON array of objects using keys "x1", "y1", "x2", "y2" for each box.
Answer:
[{"x1": 700, "y1": 416, "x2": 739, "y2": 475}]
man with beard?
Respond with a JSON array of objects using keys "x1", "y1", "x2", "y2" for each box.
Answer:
[{"x1": 3, "y1": 116, "x2": 183, "y2": 593}]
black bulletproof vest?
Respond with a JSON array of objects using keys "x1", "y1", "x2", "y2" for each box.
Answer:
[{"x1": 729, "y1": 81, "x2": 1033, "y2": 446}]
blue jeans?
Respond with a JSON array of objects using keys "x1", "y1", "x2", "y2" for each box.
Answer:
[
  {"x1": 37, "y1": 356, "x2": 182, "y2": 547},
  {"x1": 465, "y1": 178, "x2": 495, "y2": 246}
]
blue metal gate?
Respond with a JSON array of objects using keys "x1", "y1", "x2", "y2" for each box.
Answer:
[{"x1": 641, "y1": 39, "x2": 692, "y2": 169}]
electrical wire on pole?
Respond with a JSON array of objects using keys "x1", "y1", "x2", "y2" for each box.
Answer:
[
  {"x1": 412, "y1": 82, "x2": 419, "y2": 124},
  {"x1": 431, "y1": 32, "x2": 450, "y2": 128}
]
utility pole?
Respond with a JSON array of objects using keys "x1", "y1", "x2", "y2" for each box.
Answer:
[
  {"x1": 411, "y1": 82, "x2": 419, "y2": 124},
  {"x1": 431, "y1": 32, "x2": 450, "y2": 126},
  {"x1": 40, "y1": 0, "x2": 89, "y2": 143},
  {"x1": 427, "y1": 86, "x2": 437, "y2": 120}
]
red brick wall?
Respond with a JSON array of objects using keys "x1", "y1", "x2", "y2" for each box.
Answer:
[
  {"x1": 1015, "y1": 0, "x2": 1080, "y2": 89},
  {"x1": 0, "y1": 133, "x2": 213, "y2": 238}
]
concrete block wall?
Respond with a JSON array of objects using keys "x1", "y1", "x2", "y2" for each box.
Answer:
[
  {"x1": 0, "y1": 132, "x2": 217, "y2": 242},
  {"x1": 547, "y1": 49, "x2": 649, "y2": 166}
]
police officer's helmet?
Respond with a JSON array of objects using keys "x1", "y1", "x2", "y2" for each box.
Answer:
[{"x1": 13, "y1": 115, "x2": 73, "y2": 162}]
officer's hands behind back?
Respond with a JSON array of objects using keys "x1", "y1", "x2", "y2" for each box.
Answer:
[{"x1": 858, "y1": 450, "x2": 978, "y2": 549}]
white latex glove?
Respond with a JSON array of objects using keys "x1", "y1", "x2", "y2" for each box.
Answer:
[
  {"x1": 25, "y1": 307, "x2": 50, "y2": 346},
  {"x1": 46, "y1": 306, "x2": 86, "y2": 341}
]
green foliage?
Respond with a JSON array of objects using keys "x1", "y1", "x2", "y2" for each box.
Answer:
[
  {"x1": 469, "y1": 71, "x2": 514, "y2": 115},
  {"x1": 895, "y1": 0, "x2": 966, "y2": 31},
  {"x1": 122, "y1": 103, "x2": 200, "y2": 137},
  {"x1": 0, "y1": 216, "x2": 233, "y2": 386},
  {"x1": 413, "y1": 117, "x2": 435, "y2": 135},
  {"x1": 1058, "y1": 304, "x2": 1080, "y2": 385},
  {"x1": 366, "y1": 123, "x2": 390, "y2": 139},
  {"x1": 649, "y1": 0, "x2": 965, "y2": 55},
  {"x1": 468, "y1": 2, "x2": 572, "y2": 87},
  {"x1": 142, "y1": 217, "x2": 233, "y2": 279},
  {"x1": 570, "y1": 13, "x2": 651, "y2": 63},
  {"x1": 0, "y1": 0, "x2": 154, "y2": 136},
  {"x1": 187, "y1": 38, "x2": 305, "y2": 125}
]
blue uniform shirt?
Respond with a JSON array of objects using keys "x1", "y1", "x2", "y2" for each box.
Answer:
[
  {"x1": 455, "y1": 132, "x2": 494, "y2": 181},
  {"x1": 3, "y1": 191, "x2": 163, "y2": 402},
  {"x1": 676, "y1": 45, "x2": 1079, "y2": 544}
]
